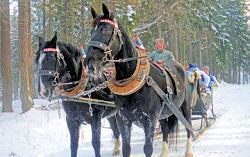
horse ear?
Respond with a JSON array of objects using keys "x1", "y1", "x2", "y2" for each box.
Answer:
[
  {"x1": 38, "y1": 37, "x2": 44, "y2": 47},
  {"x1": 50, "y1": 32, "x2": 57, "y2": 46},
  {"x1": 102, "y1": 3, "x2": 110, "y2": 18},
  {"x1": 110, "y1": 13, "x2": 114, "y2": 20},
  {"x1": 91, "y1": 7, "x2": 97, "y2": 19}
]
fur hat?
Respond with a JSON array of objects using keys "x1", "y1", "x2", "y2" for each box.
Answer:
[
  {"x1": 204, "y1": 66, "x2": 209, "y2": 70},
  {"x1": 155, "y1": 38, "x2": 166, "y2": 49}
]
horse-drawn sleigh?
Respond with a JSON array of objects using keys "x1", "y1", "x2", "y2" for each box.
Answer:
[{"x1": 35, "y1": 4, "x2": 218, "y2": 157}]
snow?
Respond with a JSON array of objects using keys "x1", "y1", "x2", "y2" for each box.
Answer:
[{"x1": 0, "y1": 83, "x2": 250, "y2": 157}]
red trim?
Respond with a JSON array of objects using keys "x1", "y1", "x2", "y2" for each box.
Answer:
[
  {"x1": 100, "y1": 19, "x2": 115, "y2": 26},
  {"x1": 44, "y1": 48, "x2": 58, "y2": 53},
  {"x1": 79, "y1": 44, "x2": 82, "y2": 50},
  {"x1": 151, "y1": 62, "x2": 164, "y2": 71},
  {"x1": 134, "y1": 34, "x2": 139, "y2": 43}
]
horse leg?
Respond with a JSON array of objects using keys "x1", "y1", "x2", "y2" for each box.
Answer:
[
  {"x1": 116, "y1": 112, "x2": 132, "y2": 157},
  {"x1": 143, "y1": 118, "x2": 156, "y2": 157},
  {"x1": 159, "y1": 119, "x2": 170, "y2": 157},
  {"x1": 66, "y1": 116, "x2": 81, "y2": 157},
  {"x1": 107, "y1": 116, "x2": 121, "y2": 156},
  {"x1": 91, "y1": 113, "x2": 102, "y2": 157},
  {"x1": 181, "y1": 101, "x2": 193, "y2": 157}
]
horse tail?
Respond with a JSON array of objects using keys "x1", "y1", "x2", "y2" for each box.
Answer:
[{"x1": 168, "y1": 114, "x2": 179, "y2": 147}]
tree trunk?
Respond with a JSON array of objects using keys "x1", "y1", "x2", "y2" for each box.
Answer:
[
  {"x1": 18, "y1": 0, "x2": 34, "y2": 113},
  {"x1": 242, "y1": 69, "x2": 245, "y2": 84},
  {"x1": 70, "y1": 1, "x2": 74, "y2": 44},
  {"x1": 183, "y1": 32, "x2": 186, "y2": 66},
  {"x1": 238, "y1": 52, "x2": 241, "y2": 84},
  {"x1": 42, "y1": 0, "x2": 46, "y2": 39},
  {"x1": 81, "y1": 0, "x2": 85, "y2": 48},
  {"x1": 48, "y1": 0, "x2": 52, "y2": 39},
  {"x1": 198, "y1": 30, "x2": 202, "y2": 68},
  {"x1": 204, "y1": 32, "x2": 209, "y2": 66},
  {"x1": 233, "y1": 51, "x2": 237, "y2": 83},
  {"x1": 188, "y1": 32, "x2": 193, "y2": 64},
  {"x1": 0, "y1": 0, "x2": 13, "y2": 112},
  {"x1": 64, "y1": 0, "x2": 69, "y2": 42},
  {"x1": 174, "y1": 21, "x2": 178, "y2": 61},
  {"x1": 28, "y1": 0, "x2": 34, "y2": 97}
]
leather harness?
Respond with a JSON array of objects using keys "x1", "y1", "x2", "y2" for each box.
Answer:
[
  {"x1": 87, "y1": 18, "x2": 194, "y2": 131},
  {"x1": 56, "y1": 58, "x2": 88, "y2": 96}
]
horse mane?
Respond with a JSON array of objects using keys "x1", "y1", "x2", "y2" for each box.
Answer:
[
  {"x1": 57, "y1": 42, "x2": 81, "y2": 59},
  {"x1": 114, "y1": 23, "x2": 138, "y2": 79}
]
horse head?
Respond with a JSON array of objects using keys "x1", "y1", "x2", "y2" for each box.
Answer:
[
  {"x1": 84, "y1": 4, "x2": 128, "y2": 82},
  {"x1": 35, "y1": 33, "x2": 82, "y2": 100}
]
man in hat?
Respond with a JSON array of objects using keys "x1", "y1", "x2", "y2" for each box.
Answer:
[{"x1": 149, "y1": 38, "x2": 175, "y2": 64}]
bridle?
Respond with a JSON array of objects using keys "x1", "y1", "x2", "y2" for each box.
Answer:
[
  {"x1": 88, "y1": 19, "x2": 124, "y2": 63},
  {"x1": 87, "y1": 19, "x2": 151, "y2": 96},
  {"x1": 38, "y1": 46, "x2": 88, "y2": 96},
  {"x1": 38, "y1": 47, "x2": 67, "y2": 87},
  {"x1": 88, "y1": 19, "x2": 148, "y2": 64}
]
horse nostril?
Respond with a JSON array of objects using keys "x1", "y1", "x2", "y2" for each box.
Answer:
[
  {"x1": 44, "y1": 89, "x2": 49, "y2": 97},
  {"x1": 88, "y1": 64, "x2": 94, "y2": 71}
]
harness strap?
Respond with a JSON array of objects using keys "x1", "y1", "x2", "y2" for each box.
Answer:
[
  {"x1": 162, "y1": 69, "x2": 173, "y2": 95},
  {"x1": 38, "y1": 70, "x2": 58, "y2": 76},
  {"x1": 146, "y1": 76, "x2": 194, "y2": 131},
  {"x1": 88, "y1": 41, "x2": 110, "y2": 51}
]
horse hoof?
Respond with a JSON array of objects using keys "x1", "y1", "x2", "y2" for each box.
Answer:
[
  {"x1": 185, "y1": 152, "x2": 193, "y2": 157},
  {"x1": 112, "y1": 150, "x2": 120, "y2": 156}
]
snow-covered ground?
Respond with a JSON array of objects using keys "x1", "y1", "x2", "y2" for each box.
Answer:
[{"x1": 0, "y1": 83, "x2": 250, "y2": 157}]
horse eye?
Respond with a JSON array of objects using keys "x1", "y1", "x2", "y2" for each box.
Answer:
[
  {"x1": 47, "y1": 52, "x2": 56, "y2": 57},
  {"x1": 102, "y1": 27, "x2": 111, "y2": 34}
]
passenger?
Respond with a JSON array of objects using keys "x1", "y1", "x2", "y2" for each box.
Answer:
[
  {"x1": 203, "y1": 66, "x2": 219, "y2": 94},
  {"x1": 186, "y1": 64, "x2": 210, "y2": 94},
  {"x1": 148, "y1": 38, "x2": 175, "y2": 64}
]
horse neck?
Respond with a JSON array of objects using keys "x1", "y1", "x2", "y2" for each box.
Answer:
[{"x1": 114, "y1": 37, "x2": 137, "y2": 80}]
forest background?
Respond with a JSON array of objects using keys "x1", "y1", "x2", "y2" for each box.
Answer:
[{"x1": 0, "y1": 0, "x2": 249, "y2": 112}]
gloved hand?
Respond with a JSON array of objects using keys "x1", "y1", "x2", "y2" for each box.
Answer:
[{"x1": 200, "y1": 84, "x2": 207, "y2": 89}]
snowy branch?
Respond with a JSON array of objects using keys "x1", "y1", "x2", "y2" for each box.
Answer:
[{"x1": 132, "y1": 15, "x2": 163, "y2": 32}]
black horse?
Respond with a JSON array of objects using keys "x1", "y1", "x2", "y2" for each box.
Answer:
[
  {"x1": 35, "y1": 33, "x2": 120, "y2": 157},
  {"x1": 84, "y1": 4, "x2": 193, "y2": 157}
]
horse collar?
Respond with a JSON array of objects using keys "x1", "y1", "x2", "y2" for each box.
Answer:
[
  {"x1": 108, "y1": 49, "x2": 150, "y2": 95},
  {"x1": 56, "y1": 57, "x2": 89, "y2": 96}
]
